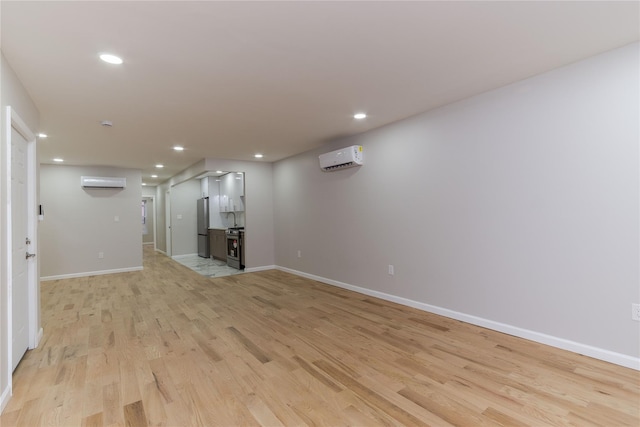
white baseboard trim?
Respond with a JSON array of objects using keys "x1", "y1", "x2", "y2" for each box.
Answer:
[
  {"x1": 276, "y1": 266, "x2": 640, "y2": 371},
  {"x1": 143, "y1": 242, "x2": 155, "y2": 246},
  {"x1": 171, "y1": 253, "x2": 198, "y2": 260},
  {"x1": 155, "y1": 249, "x2": 167, "y2": 255},
  {"x1": 245, "y1": 265, "x2": 277, "y2": 273},
  {"x1": 41, "y1": 266, "x2": 143, "y2": 281},
  {"x1": 0, "y1": 384, "x2": 11, "y2": 414}
]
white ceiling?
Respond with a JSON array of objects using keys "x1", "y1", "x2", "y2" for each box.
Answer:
[{"x1": 2, "y1": 1, "x2": 638, "y2": 183}]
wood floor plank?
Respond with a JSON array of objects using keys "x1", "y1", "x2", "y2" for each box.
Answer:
[
  {"x1": 244, "y1": 392, "x2": 287, "y2": 427},
  {"x1": 0, "y1": 408, "x2": 20, "y2": 427},
  {"x1": 80, "y1": 412, "x2": 103, "y2": 427},
  {"x1": 1, "y1": 246, "x2": 638, "y2": 426},
  {"x1": 13, "y1": 397, "x2": 43, "y2": 427},
  {"x1": 141, "y1": 380, "x2": 168, "y2": 427},
  {"x1": 123, "y1": 400, "x2": 148, "y2": 427},
  {"x1": 313, "y1": 359, "x2": 429, "y2": 426},
  {"x1": 101, "y1": 382, "x2": 122, "y2": 426}
]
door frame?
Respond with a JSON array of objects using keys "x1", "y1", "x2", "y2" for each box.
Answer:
[
  {"x1": 165, "y1": 189, "x2": 172, "y2": 256},
  {"x1": 2, "y1": 106, "x2": 40, "y2": 406},
  {"x1": 142, "y1": 195, "x2": 157, "y2": 251}
]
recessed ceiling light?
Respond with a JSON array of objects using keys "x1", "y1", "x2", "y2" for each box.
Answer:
[
  {"x1": 216, "y1": 170, "x2": 223, "y2": 174},
  {"x1": 173, "y1": 145, "x2": 184, "y2": 151},
  {"x1": 101, "y1": 120, "x2": 113, "y2": 127},
  {"x1": 354, "y1": 113, "x2": 367, "y2": 120},
  {"x1": 151, "y1": 174, "x2": 158, "y2": 178},
  {"x1": 155, "y1": 164, "x2": 164, "y2": 168},
  {"x1": 254, "y1": 153, "x2": 263, "y2": 158},
  {"x1": 38, "y1": 133, "x2": 48, "y2": 138},
  {"x1": 99, "y1": 54, "x2": 123, "y2": 65},
  {"x1": 53, "y1": 158, "x2": 64, "y2": 162},
  {"x1": 142, "y1": 183, "x2": 147, "y2": 186}
]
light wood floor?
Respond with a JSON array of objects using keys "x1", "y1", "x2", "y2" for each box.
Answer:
[{"x1": 2, "y1": 247, "x2": 638, "y2": 426}]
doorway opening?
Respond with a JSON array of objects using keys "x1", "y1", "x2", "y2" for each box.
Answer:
[{"x1": 141, "y1": 196, "x2": 155, "y2": 249}]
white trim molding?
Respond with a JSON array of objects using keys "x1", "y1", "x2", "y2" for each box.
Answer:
[
  {"x1": 40, "y1": 266, "x2": 143, "y2": 281},
  {"x1": 277, "y1": 266, "x2": 640, "y2": 371},
  {"x1": 171, "y1": 253, "x2": 198, "y2": 260},
  {"x1": 244, "y1": 265, "x2": 276, "y2": 273},
  {"x1": 0, "y1": 384, "x2": 11, "y2": 414}
]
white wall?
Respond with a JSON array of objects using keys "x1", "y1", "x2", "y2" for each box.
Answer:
[
  {"x1": 169, "y1": 179, "x2": 200, "y2": 256},
  {"x1": 273, "y1": 43, "x2": 640, "y2": 366},
  {"x1": 39, "y1": 165, "x2": 142, "y2": 279},
  {"x1": 0, "y1": 52, "x2": 40, "y2": 411},
  {"x1": 142, "y1": 186, "x2": 156, "y2": 198}
]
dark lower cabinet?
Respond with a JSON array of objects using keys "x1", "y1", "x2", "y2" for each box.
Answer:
[{"x1": 209, "y1": 229, "x2": 227, "y2": 261}]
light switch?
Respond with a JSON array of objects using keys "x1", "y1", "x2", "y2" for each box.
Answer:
[
  {"x1": 114, "y1": 216, "x2": 119, "y2": 222},
  {"x1": 177, "y1": 214, "x2": 183, "y2": 220}
]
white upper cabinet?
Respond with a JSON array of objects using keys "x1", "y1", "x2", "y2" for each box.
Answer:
[{"x1": 219, "y1": 172, "x2": 245, "y2": 212}]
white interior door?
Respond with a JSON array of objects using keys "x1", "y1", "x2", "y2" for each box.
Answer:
[
  {"x1": 165, "y1": 190, "x2": 171, "y2": 256},
  {"x1": 11, "y1": 127, "x2": 29, "y2": 371}
]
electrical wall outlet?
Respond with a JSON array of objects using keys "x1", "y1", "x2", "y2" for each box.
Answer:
[
  {"x1": 632, "y1": 303, "x2": 640, "y2": 321},
  {"x1": 297, "y1": 250, "x2": 301, "y2": 258},
  {"x1": 388, "y1": 265, "x2": 394, "y2": 276},
  {"x1": 98, "y1": 252, "x2": 104, "y2": 259}
]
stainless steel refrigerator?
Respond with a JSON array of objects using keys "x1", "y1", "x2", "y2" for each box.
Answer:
[{"x1": 197, "y1": 197, "x2": 210, "y2": 258}]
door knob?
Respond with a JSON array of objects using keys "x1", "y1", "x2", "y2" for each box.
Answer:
[{"x1": 26, "y1": 252, "x2": 36, "y2": 259}]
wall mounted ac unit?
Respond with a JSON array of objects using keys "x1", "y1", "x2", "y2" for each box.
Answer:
[
  {"x1": 319, "y1": 145, "x2": 363, "y2": 171},
  {"x1": 81, "y1": 176, "x2": 127, "y2": 189}
]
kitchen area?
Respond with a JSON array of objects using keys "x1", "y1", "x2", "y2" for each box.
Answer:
[
  {"x1": 182, "y1": 171, "x2": 246, "y2": 277},
  {"x1": 157, "y1": 159, "x2": 273, "y2": 273}
]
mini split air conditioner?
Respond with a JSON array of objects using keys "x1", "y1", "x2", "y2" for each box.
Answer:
[
  {"x1": 319, "y1": 145, "x2": 363, "y2": 171},
  {"x1": 81, "y1": 176, "x2": 127, "y2": 189}
]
